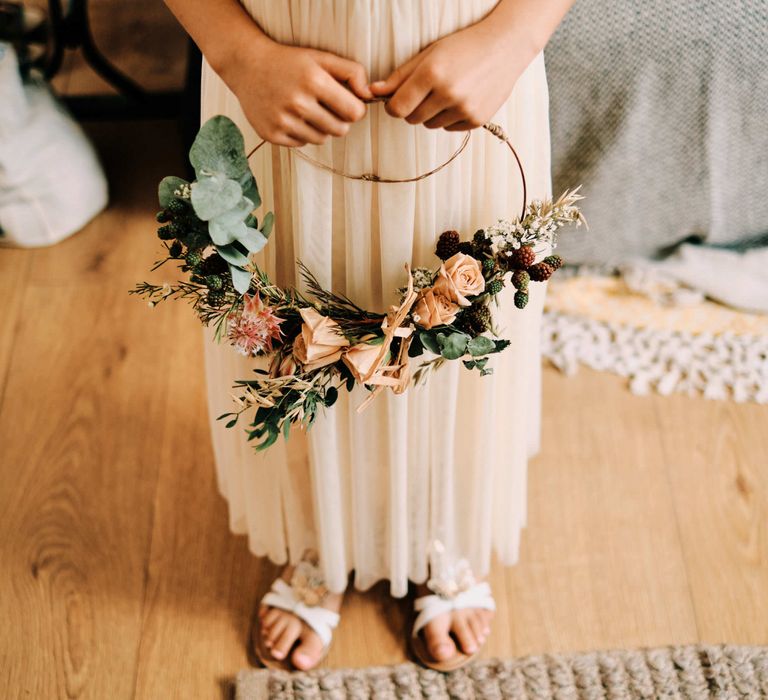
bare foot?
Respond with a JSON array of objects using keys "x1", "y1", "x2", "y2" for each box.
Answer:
[
  {"x1": 258, "y1": 566, "x2": 344, "y2": 670},
  {"x1": 415, "y1": 583, "x2": 494, "y2": 662}
]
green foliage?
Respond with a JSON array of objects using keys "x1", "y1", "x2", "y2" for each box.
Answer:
[
  {"x1": 467, "y1": 335, "x2": 495, "y2": 356},
  {"x1": 158, "y1": 176, "x2": 188, "y2": 208},
  {"x1": 189, "y1": 115, "x2": 250, "y2": 180},
  {"x1": 436, "y1": 331, "x2": 470, "y2": 360}
]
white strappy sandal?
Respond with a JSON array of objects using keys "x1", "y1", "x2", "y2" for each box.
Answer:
[
  {"x1": 410, "y1": 545, "x2": 496, "y2": 672},
  {"x1": 252, "y1": 555, "x2": 340, "y2": 670}
]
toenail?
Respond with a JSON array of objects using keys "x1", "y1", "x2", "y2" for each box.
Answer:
[
  {"x1": 271, "y1": 649, "x2": 285, "y2": 660},
  {"x1": 466, "y1": 643, "x2": 477, "y2": 653},
  {"x1": 484, "y1": 628, "x2": 491, "y2": 635},
  {"x1": 294, "y1": 653, "x2": 310, "y2": 667}
]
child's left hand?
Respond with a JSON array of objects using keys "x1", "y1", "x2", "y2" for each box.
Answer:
[{"x1": 370, "y1": 20, "x2": 536, "y2": 131}]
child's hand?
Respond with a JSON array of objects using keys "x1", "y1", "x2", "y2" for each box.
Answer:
[
  {"x1": 370, "y1": 21, "x2": 535, "y2": 131},
  {"x1": 224, "y1": 41, "x2": 374, "y2": 146}
]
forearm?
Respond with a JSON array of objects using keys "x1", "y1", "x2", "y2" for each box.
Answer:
[
  {"x1": 163, "y1": 0, "x2": 271, "y2": 81},
  {"x1": 478, "y1": 0, "x2": 576, "y2": 63}
]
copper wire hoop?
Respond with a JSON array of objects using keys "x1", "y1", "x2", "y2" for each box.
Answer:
[{"x1": 246, "y1": 100, "x2": 528, "y2": 220}]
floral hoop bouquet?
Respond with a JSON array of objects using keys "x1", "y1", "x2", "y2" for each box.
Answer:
[{"x1": 133, "y1": 116, "x2": 584, "y2": 450}]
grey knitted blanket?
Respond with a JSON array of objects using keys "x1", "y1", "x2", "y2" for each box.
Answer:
[
  {"x1": 236, "y1": 644, "x2": 768, "y2": 699},
  {"x1": 546, "y1": 1, "x2": 768, "y2": 265}
]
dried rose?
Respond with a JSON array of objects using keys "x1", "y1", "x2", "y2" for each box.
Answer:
[
  {"x1": 412, "y1": 289, "x2": 460, "y2": 330},
  {"x1": 292, "y1": 307, "x2": 349, "y2": 371},
  {"x1": 432, "y1": 252, "x2": 485, "y2": 307}
]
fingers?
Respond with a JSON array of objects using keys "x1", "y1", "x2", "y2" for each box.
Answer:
[
  {"x1": 315, "y1": 70, "x2": 368, "y2": 123},
  {"x1": 404, "y1": 91, "x2": 451, "y2": 125},
  {"x1": 302, "y1": 101, "x2": 352, "y2": 138},
  {"x1": 369, "y1": 52, "x2": 420, "y2": 98},
  {"x1": 282, "y1": 114, "x2": 329, "y2": 146},
  {"x1": 317, "y1": 52, "x2": 374, "y2": 101},
  {"x1": 383, "y1": 65, "x2": 432, "y2": 120}
]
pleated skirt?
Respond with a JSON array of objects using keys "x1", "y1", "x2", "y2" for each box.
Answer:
[{"x1": 201, "y1": 0, "x2": 552, "y2": 596}]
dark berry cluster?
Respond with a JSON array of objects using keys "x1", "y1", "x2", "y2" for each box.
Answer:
[{"x1": 156, "y1": 199, "x2": 232, "y2": 308}]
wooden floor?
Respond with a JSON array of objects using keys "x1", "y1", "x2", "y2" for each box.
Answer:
[{"x1": 1, "y1": 120, "x2": 767, "y2": 699}]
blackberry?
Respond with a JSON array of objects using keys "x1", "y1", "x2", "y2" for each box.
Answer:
[
  {"x1": 156, "y1": 210, "x2": 170, "y2": 223},
  {"x1": 435, "y1": 230, "x2": 460, "y2": 260},
  {"x1": 467, "y1": 303, "x2": 492, "y2": 333},
  {"x1": 457, "y1": 241, "x2": 474, "y2": 255},
  {"x1": 544, "y1": 254, "x2": 564, "y2": 270},
  {"x1": 167, "y1": 199, "x2": 186, "y2": 216},
  {"x1": 482, "y1": 258, "x2": 495, "y2": 272},
  {"x1": 186, "y1": 249, "x2": 203, "y2": 268},
  {"x1": 157, "y1": 224, "x2": 176, "y2": 240},
  {"x1": 473, "y1": 230, "x2": 487, "y2": 244},
  {"x1": 514, "y1": 291, "x2": 529, "y2": 309},
  {"x1": 508, "y1": 244, "x2": 536, "y2": 269},
  {"x1": 511, "y1": 270, "x2": 530, "y2": 291},
  {"x1": 206, "y1": 274, "x2": 223, "y2": 291},
  {"x1": 169, "y1": 240, "x2": 183, "y2": 258},
  {"x1": 528, "y1": 262, "x2": 555, "y2": 282},
  {"x1": 486, "y1": 279, "x2": 504, "y2": 296},
  {"x1": 206, "y1": 289, "x2": 226, "y2": 307}
]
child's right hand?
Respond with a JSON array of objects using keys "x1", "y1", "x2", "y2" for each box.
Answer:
[{"x1": 222, "y1": 40, "x2": 373, "y2": 147}]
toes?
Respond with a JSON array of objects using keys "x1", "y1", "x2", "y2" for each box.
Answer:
[
  {"x1": 264, "y1": 616, "x2": 288, "y2": 649},
  {"x1": 453, "y1": 614, "x2": 478, "y2": 655},
  {"x1": 422, "y1": 613, "x2": 457, "y2": 662},
  {"x1": 292, "y1": 629, "x2": 325, "y2": 670},
  {"x1": 467, "y1": 611, "x2": 487, "y2": 646},
  {"x1": 261, "y1": 607, "x2": 283, "y2": 630},
  {"x1": 270, "y1": 617, "x2": 302, "y2": 661},
  {"x1": 480, "y1": 609, "x2": 494, "y2": 636}
]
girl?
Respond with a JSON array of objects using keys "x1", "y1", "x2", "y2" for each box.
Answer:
[{"x1": 165, "y1": 0, "x2": 574, "y2": 672}]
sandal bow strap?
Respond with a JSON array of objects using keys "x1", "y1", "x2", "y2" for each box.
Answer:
[
  {"x1": 412, "y1": 581, "x2": 496, "y2": 637},
  {"x1": 262, "y1": 579, "x2": 340, "y2": 647}
]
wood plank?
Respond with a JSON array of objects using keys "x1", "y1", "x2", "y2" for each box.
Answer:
[
  {"x1": 491, "y1": 368, "x2": 699, "y2": 657},
  {"x1": 0, "y1": 249, "x2": 31, "y2": 400},
  {"x1": 655, "y1": 394, "x2": 768, "y2": 644}
]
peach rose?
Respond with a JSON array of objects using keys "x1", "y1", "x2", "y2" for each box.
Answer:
[
  {"x1": 412, "y1": 289, "x2": 460, "y2": 330},
  {"x1": 433, "y1": 252, "x2": 485, "y2": 307},
  {"x1": 292, "y1": 307, "x2": 350, "y2": 371},
  {"x1": 342, "y1": 339, "x2": 386, "y2": 383}
]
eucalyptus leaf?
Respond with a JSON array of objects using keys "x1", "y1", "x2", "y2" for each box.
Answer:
[
  {"x1": 467, "y1": 335, "x2": 495, "y2": 356},
  {"x1": 158, "y1": 176, "x2": 188, "y2": 208},
  {"x1": 261, "y1": 211, "x2": 274, "y2": 239},
  {"x1": 229, "y1": 264, "x2": 253, "y2": 294},
  {"x1": 419, "y1": 331, "x2": 441, "y2": 355},
  {"x1": 240, "y1": 172, "x2": 261, "y2": 210},
  {"x1": 437, "y1": 331, "x2": 469, "y2": 360},
  {"x1": 216, "y1": 243, "x2": 250, "y2": 267},
  {"x1": 239, "y1": 227, "x2": 268, "y2": 254},
  {"x1": 189, "y1": 115, "x2": 250, "y2": 180},
  {"x1": 191, "y1": 174, "x2": 242, "y2": 220}
]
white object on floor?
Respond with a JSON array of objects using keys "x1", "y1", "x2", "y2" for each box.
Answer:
[
  {"x1": 0, "y1": 43, "x2": 108, "y2": 247},
  {"x1": 541, "y1": 310, "x2": 768, "y2": 404},
  {"x1": 621, "y1": 245, "x2": 768, "y2": 314}
]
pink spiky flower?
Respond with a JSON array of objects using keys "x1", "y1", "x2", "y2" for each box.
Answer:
[{"x1": 227, "y1": 292, "x2": 284, "y2": 356}]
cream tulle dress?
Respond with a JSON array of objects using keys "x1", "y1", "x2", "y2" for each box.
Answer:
[{"x1": 201, "y1": 0, "x2": 552, "y2": 597}]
